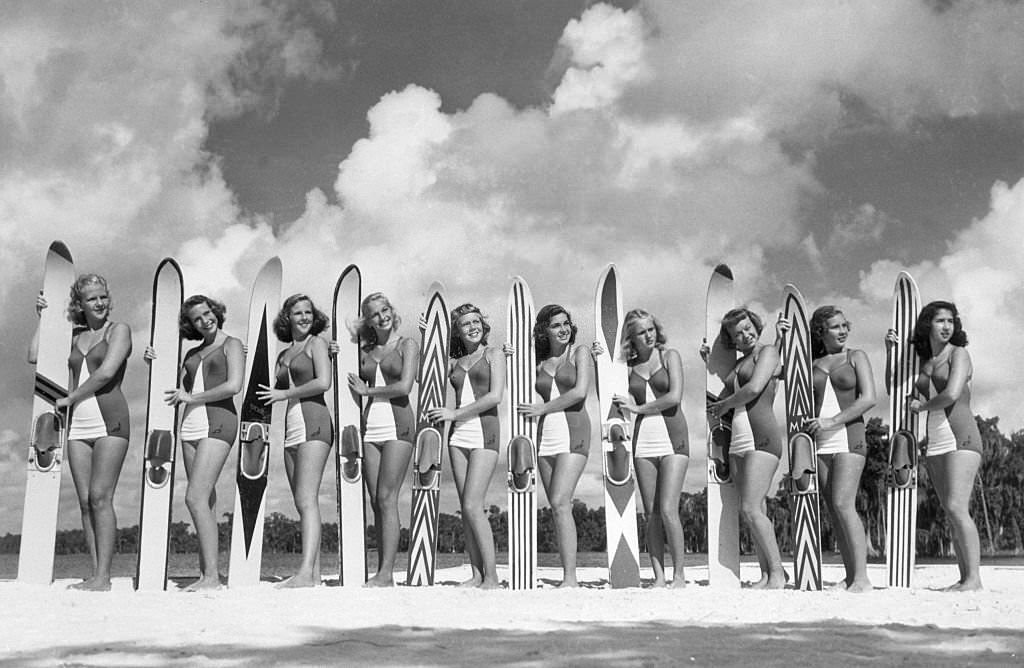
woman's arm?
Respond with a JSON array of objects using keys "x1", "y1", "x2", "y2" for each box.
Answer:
[
  {"x1": 914, "y1": 347, "x2": 972, "y2": 412},
  {"x1": 809, "y1": 349, "x2": 876, "y2": 430},
  {"x1": 712, "y1": 344, "x2": 778, "y2": 411},
  {"x1": 27, "y1": 293, "x2": 47, "y2": 365},
  {"x1": 62, "y1": 323, "x2": 132, "y2": 405}
]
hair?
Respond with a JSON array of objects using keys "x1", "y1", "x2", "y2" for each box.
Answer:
[
  {"x1": 809, "y1": 305, "x2": 850, "y2": 359},
  {"x1": 179, "y1": 294, "x2": 227, "y2": 341},
  {"x1": 273, "y1": 293, "x2": 329, "y2": 342},
  {"x1": 912, "y1": 300, "x2": 968, "y2": 360},
  {"x1": 67, "y1": 274, "x2": 111, "y2": 326},
  {"x1": 449, "y1": 303, "x2": 491, "y2": 358},
  {"x1": 619, "y1": 308, "x2": 667, "y2": 361},
  {"x1": 355, "y1": 292, "x2": 401, "y2": 348},
  {"x1": 534, "y1": 304, "x2": 578, "y2": 361},
  {"x1": 718, "y1": 307, "x2": 763, "y2": 350}
]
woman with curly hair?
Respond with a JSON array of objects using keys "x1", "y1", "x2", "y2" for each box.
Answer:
[
  {"x1": 426, "y1": 303, "x2": 505, "y2": 588},
  {"x1": 32, "y1": 274, "x2": 132, "y2": 590},
  {"x1": 257, "y1": 294, "x2": 333, "y2": 588},
  {"x1": 780, "y1": 305, "x2": 875, "y2": 591},
  {"x1": 347, "y1": 292, "x2": 419, "y2": 587},
  {"x1": 705, "y1": 307, "x2": 786, "y2": 589},
  {"x1": 611, "y1": 308, "x2": 689, "y2": 588},
  {"x1": 889, "y1": 300, "x2": 983, "y2": 591},
  {"x1": 516, "y1": 303, "x2": 593, "y2": 588},
  {"x1": 149, "y1": 294, "x2": 244, "y2": 590}
]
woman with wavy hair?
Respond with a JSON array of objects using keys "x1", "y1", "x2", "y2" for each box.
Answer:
[
  {"x1": 149, "y1": 294, "x2": 244, "y2": 590},
  {"x1": 612, "y1": 308, "x2": 689, "y2": 588},
  {"x1": 426, "y1": 303, "x2": 504, "y2": 588},
  {"x1": 258, "y1": 293, "x2": 333, "y2": 588},
  {"x1": 516, "y1": 303, "x2": 593, "y2": 588},
  {"x1": 780, "y1": 305, "x2": 875, "y2": 591},
  {"x1": 889, "y1": 300, "x2": 983, "y2": 591},
  {"x1": 705, "y1": 307, "x2": 786, "y2": 589},
  {"x1": 32, "y1": 274, "x2": 132, "y2": 590},
  {"x1": 348, "y1": 292, "x2": 419, "y2": 587}
]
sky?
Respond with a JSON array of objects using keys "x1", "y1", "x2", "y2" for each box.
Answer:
[{"x1": 1, "y1": 0, "x2": 1023, "y2": 536}]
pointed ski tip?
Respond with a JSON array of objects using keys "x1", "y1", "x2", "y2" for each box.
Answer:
[
  {"x1": 426, "y1": 280, "x2": 446, "y2": 296},
  {"x1": 49, "y1": 241, "x2": 73, "y2": 263},
  {"x1": 713, "y1": 263, "x2": 733, "y2": 280}
]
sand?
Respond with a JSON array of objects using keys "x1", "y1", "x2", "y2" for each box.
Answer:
[{"x1": 0, "y1": 562, "x2": 1021, "y2": 667}]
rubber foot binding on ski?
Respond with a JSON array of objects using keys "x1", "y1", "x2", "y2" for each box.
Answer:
[
  {"x1": 239, "y1": 421, "x2": 269, "y2": 479},
  {"x1": 508, "y1": 436, "x2": 535, "y2": 492},
  {"x1": 340, "y1": 425, "x2": 362, "y2": 482},
  {"x1": 31, "y1": 411, "x2": 63, "y2": 471},
  {"x1": 414, "y1": 429, "x2": 442, "y2": 488},
  {"x1": 787, "y1": 432, "x2": 817, "y2": 495},
  {"x1": 603, "y1": 419, "x2": 632, "y2": 485},
  {"x1": 145, "y1": 429, "x2": 174, "y2": 487},
  {"x1": 888, "y1": 430, "x2": 918, "y2": 489}
]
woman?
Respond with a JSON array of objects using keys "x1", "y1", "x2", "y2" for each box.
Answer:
[
  {"x1": 348, "y1": 292, "x2": 419, "y2": 587},
  {"x1": 517, "y1": 304, "x2": 593, "y2": 588},
  {"x1": 32, "y1": 275, "x2": 132, "y2": 591},
  {"x1": 257, "y1": 294, "x2": 333, "y2": 588},
  {"x1": 611, "y1": 309, "x2": 689, "y2": 588},
  {"x1": 891, "y1": 301, "x2": 983, "y2": 591},
  {"x1": 155, "y1": 295, "x2": 244, "y2": 591},
  {"x1": 780, "y1": 306, "x2": 875, "y2": 592},
  {"x1": 705, "y1": 307, "x2": 786, "y2": 589},
  {"x1": 426, "y1": 304, "x2": 504, "y2": 589}
]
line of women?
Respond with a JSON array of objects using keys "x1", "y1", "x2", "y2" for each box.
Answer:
[{"x1": 31, "y1": 272, "x2": 984, "y2": 592}]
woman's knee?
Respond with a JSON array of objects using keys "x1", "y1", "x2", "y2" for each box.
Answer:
[
  {"x1": 87, "y1": 486, "x2": 114, "y2": 512},
  {"x1": 185, "y1": 486, "x2": 211, "y2": 513},
  {"x1": 294, "y1": 494, "x2": 322, "y2": 518},
  {"x1": 739, "y1": 500, "x2": 764, "y2": 524}
]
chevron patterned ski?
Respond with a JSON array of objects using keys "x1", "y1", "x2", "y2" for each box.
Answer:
[
  {"x1": 782, "y1": 284, "x2": 822, "y2": 591},
  {"x1": 136, "y1": 257, "x2": 184, "y2": 591},
  {"x1": 506, "y1": 277, "x2": 537, "y2": 590},
  {"x1": 18, "y1": 241, "x2": 75, "y2": 585},
  {"x1": 705, "y1": 264, "x2": 740, "y2": 588},
  {"x1": 886, "y1": 271, "x2": 922, "y2": 588},
  {"x1": 406, "y1": 283, "x2": 449, "y2": 586},
  {"x1": 228, "y1": 257, "x2": 283, "y2": 587},
  {"x1": 332, "y1": 264, "x2": 367, "y2": 587},
  {"x1": 595, "y1": 264, "x2": 640, "y2": 588}
]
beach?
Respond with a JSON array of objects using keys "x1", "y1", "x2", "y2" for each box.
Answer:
[{"x1": 1, "y1": 561, "x2": 1021, "y2": 667}]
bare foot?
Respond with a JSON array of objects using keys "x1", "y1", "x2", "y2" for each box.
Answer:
[
  {"x1": 648, "y1": 578, "x2": 667, "y2": 589},
  {"x1": 459, "y1": 576, "x2": 482, "y2": 588},
  {"x1": 276, "y1": 573, "x2": 319, "y2": 589},
  {"x1": 185, "y1": 576, "x2": 222, "y2": 592},
  {"x1": 746, "y1": 574, "x2": 769, "y2": 589},
  {"x1": 478, "y1": 578, "x2": 501, "y2": 590},
  {"x1": 845, "y1": 579, "x2": 873, "y2": 593},
  {"x1": 364, "y1": 573, "x2": 394, "y2": 588},
  {"x1": 557, "y1": 578, "x2": 579, "y2": 589},
  {"x1": 749, "y1": 573, "x2": 786, "y2": 590},
  {"x1": 949, "y1": 578, "x2": 983, "y2": 592},
  {"x1": 68, "y1": 577, "x2": 111, "y2": 592},
  {"x1": 667, "y1": 578, "x2": 686, "y2": 589}
]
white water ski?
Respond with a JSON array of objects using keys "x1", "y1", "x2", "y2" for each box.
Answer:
[
  {"x1": 18, "y1": 241, "x2": 75, "y2": 585},
  {"x1": 135, "y1": 257, "x2": 184, "y2": 591}
]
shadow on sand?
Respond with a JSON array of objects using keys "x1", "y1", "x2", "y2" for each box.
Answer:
[{"x1": 2, "y1": 621, "x2": 1020, "y2": 667}]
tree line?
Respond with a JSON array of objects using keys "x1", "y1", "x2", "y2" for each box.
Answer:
[{"x1": 1, "y1": 416, "x2": 1021, "y2": 557}]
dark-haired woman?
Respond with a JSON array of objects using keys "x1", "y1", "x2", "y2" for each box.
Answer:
[
  {"x1": 780, "y1": 305, "x2": 874, "y2": 592},
  {"x1": 33, "y1": 274, "x2": 132, "y2": 590},
  {"x1": 257, "y1": 294, "x2": 333, "y2": 588},
  {"x1": 611, "y1": 309, "x2": 689, "y2": 588},
  {"x1": 348, "y1": 292, "x2": 419, "y2": 587},
  {"x1": 889, "y1": 300, "x2": 983, "y2": 591},
  {"x1": 426, "y1": 304, "x2": 504, "y2": 589},
  {"x1": 705, "y1": 307, "x2": 786, "y2": 589},
  {"x1": 151, "y1": 294, "x2": 243, "y2": 591},
  {"x1": 516, "y1": 304, "x2": 593, "y2": 588}
]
